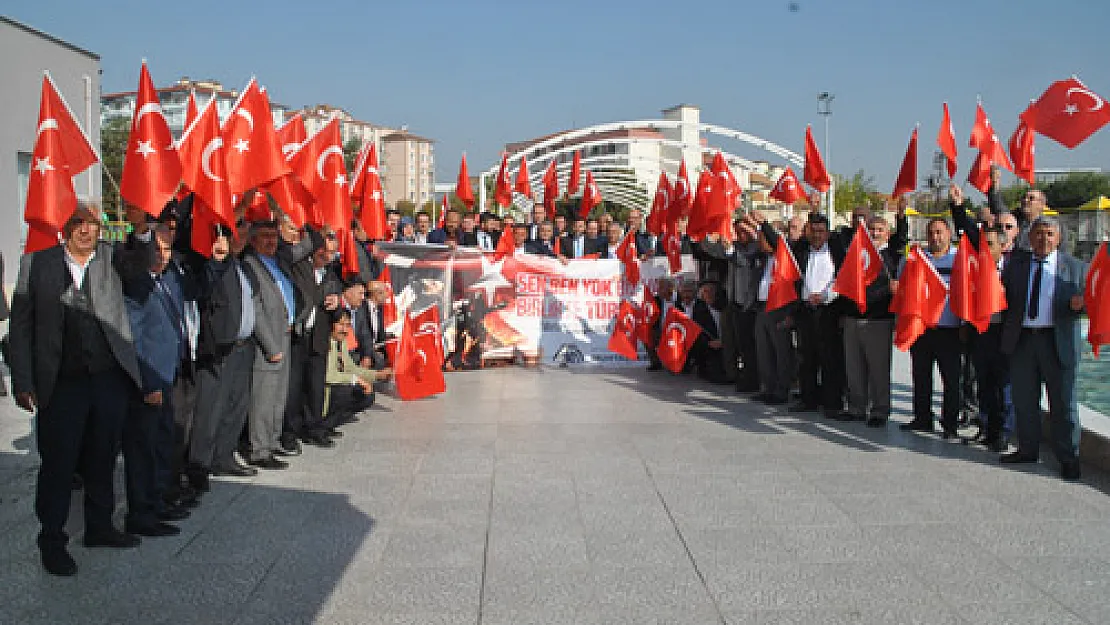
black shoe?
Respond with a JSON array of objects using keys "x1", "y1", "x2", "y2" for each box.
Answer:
[
  {"x1": 764, "y1": 395, "x2": 789, "y2": 406},
  {"x1": 1061, "y1": 461, "x2": 1082, "y2": 481},
  {"x1": 1000, "y1": 451, "x2": 1039, "y2": 464},
  {"x1": 339, "y1": 414, "x2": 360, "y2": 425},
  {"x1": 83, "y1": 529, "x2": 141, "y2": 549},
  {"x1": 247, "y1": 456, "x2": 288, "y2": 470},
  {"x1": 173, "y1": 487, "x2": 201, "y2": 508},
  {"x1": 301, "y1": 432, "x2": 336, "y2": 448},
  {"x1": 186, "y1": 467, "x2": 211, "y2": 492},
  {"x1": 941, "y1": 428, "x2": 960, "y2": 440},
  {"x1": 831, "y1": 410, "x2": 861, "y2": 422},
  {"x1": 735, "y1": 384, "x2": 760, "y2": 393},
  {"x1": 125, "y1": 522, "x2": 181, "y2": 538},
  {"x1": 327, "y1": 428, "x2": 344, "y2": 439},
  {"x1": 646, "y1": 364, "x2": 663, "y2": 371},
  {"x1": 157, "y1": 504, "x2": 191, "y2": 522},
  {"x1": 211, "y1": 463, "x2": 258, "y2": 477},
  {"x1": 899, "y1": 420, "x2": 934, "y2": 432},
  {"x1": 276, "y1": 433, "x2": 302, "y2": 457},
  {"x1": 979, "y1": 437, "x2": 1005, "y2": 452},
  {"x1": 865, "y1": 417, "x2": 887, "y2": 428},
  {"x1": 789, "y1": 401, "x2": 819, "y2": 413},
  {"x1": 40, "y1": 544, "x2": 77, "y2": 576}
]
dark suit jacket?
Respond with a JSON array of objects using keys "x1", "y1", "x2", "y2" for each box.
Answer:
[
  {"x1": 0, "y1": 252, "x2": 9, "y2": 320},
  {"x1": 427, "y1": 228, "x2": 458, "y2": 244},
  {"x1": 525, "y1": 239, "x2": 557, "y2": 257},
  {"x1": 762, "y1": 222, "x2": 847, "y2": 313},
  {"x1": 195, "y1": 257, "x2": 260, "y2": 362},
  {"x1": 999, "y1": 249, "x2": 1087, "y2": 367},
  {"x1": 9, "y1": 242, "x2": 144, "y2": 406},
  {"x1": 699, "y1": 239, "x2": 766, "y2": 310},
  {"x1": 692, "y1": 299, "x2": 720, "y2": 340},
  {"x1": 459, "y1": 231, "x2": 479, "y2": 247}
]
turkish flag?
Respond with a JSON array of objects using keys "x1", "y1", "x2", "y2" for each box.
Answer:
[
  {"x1": 438, "y1": 195, "x2": 448, "y2": 229},
  {"x1": 411, "y1": 303, "x2": 442, "y2": 340},
  {"x1": 804, "y1": 125, "x2": 831, "y2": 192},
  {"x1": 276, "y1": 113, "x2": 307, "y2": 160},
  {"x1": 646, "y1": 172, "x2": 671, "y2": 236},
  {"x1": 607, "y1": 300, "x2": 641, "y2": 360},
  {"x1": 657, "y1": 307, "x2": 702, "y2": 374},
  {"x1": 37, "y1": 74, "x2": 99, "y2": 174},
  {"x1": 121, "y1": 62, "x2": 182, "y2": 217},
  {"x1": 937, "y1": 102, "x2": 958, "y2": 179},
  {"x1": 668, "y1": 159, "x2": 693, "y2": 219},
  {"x1": 542, "y1": 159, "x2": 559, "y2": 219},
  {"x1": 704, "y1": 152, "x2": 739, "y2": 240},
  {"x1": 579, "y1": 171, "x2": 601, "y2": 218},
  {"x1": 395, "y1": 314, "x2": 446, "y2": 400},
  {"x1": 833, "y1": 222, "x2": 883, "y2": 313},
  {"x1": 494, "y1": 154, "x2": 513, "y2": 208},
  {"x1": 1086, "y1": 241, "x2": 1110, "y2": 357},
  {"x1": 663, "y1": 231, "x2": 683, "y2": 274},
  {"x1": 949, "y1": 232, "x2": 976, "y2": 328},
  {"x1": 686, "y1": 169, "x2": 716, "y2": 241},
  {"x1": 769, "y1": 167, "x2": 806, "y2": 205},
  {"x1": 455, "y1": 154, "x2": 475, "y2": 209},
  {"x1": 351, "y1": 142, "x2": 386, "y2": 238},
  {"x1": 636, "y1": 291, "x2": 661, "y2": 347},
  {"x1": 1009, "y1": 116, "x2": 1036, "y2": 185},
  {"x1": 188, "y1": 197, "x2": 224, "y2": 259},
  {"x1": 969, "y1": 103, "x2": 1013, "y2": 172},
  {"x1": 567, "y1": 150, "x2": 581, "y2": 195},
  {"x1": 177, "y1": 97, "x2": 234, "y2": 233},
  {"x1": 892, "y1": 127, "x2": 918, "y2": 197},
  {"x1": 184, "y1": 90, "x2": 199, "y2": 132},
  {"x1": 1022, "y1": 77, "x2": 1110, "y2": 149},
  {"x1": 494, "y1": 224, "x2": 516, "y2": 260},
  {"x1": 244, "y1": 189, "x2": 273, "y2": 222},
  {"x1": 615, "y1": 227, "x2": 641, "y2": 285},
  {"x1": 265, "y1": 174, "x2": 310, "y2": 228},
  {"x1": 766, "y1": 236, "x2": 801, "y2": 312},
  {"x1": 289, "y1": 117, "x2": 349, "y2": 230},
  {"x1": 222, "y1": 78, "x2": 288, "y2": 195},
  {"x1": 967, "y1": 150, "x2": 992, "y2": 193},
  {"x1": 379, "y1": 265, "x2": 398, "y2": 328},
  {"x1": 973, "y1": 230, "x2": 1007, "y2": 332},
  {"x1": 515, "y1": 156, "x2": 532, "y2": 197},
  {"x1": 890, "y1": 246, "x2": 948, "y2": 351}
]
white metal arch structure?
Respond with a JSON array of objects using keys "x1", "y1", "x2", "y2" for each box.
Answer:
[{"x1": 479, "y1": 118, "x2": 803, "y2": 213}]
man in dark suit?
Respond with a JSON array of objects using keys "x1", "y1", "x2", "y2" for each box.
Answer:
[
  {"x1": 778, "y1": 213, "x2": 846, "y2": 416},
  {"x1": 428, "y1": 209, "x2": 461, "y2": 244},
  {"x1": 646, "y1": 278, "x2": 675, "y2": 371},
  {"x1": 999, "y1": 216, "x2": 1087, "y2": 480},
  {"x1": 599, "y1": 224, "x2": 624, "y2": 259},
  {"x1": 240, "y1": 221, "x2": 295, "y2": 469},
  {"x1": 584, "y1": 219, "x2": 604, "y2": 256},
  {"x1": 525, "y1": 221, "x2": 558, "y2": 257},
  {"x1": 10, "y1": 203, "x2": 147, "y2": 576},
  {"x1": 625, "y1": 208, "x2": 655, "y2": 258},
  {"x1": 698, "y1": 221, "x2": 766, "y2": 391},
  {"x1": 561, "y1": 218, "x2": 589, "y2": 259},
  {"x1": 459, "y1": 213, "x2": 479, "y2": 247},
  {"x1": 691, "y1": 281, "x2": 728, "y2": 383}
]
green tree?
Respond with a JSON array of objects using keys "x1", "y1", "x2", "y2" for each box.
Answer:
[
  {"x1": 101, "y1": 116, "x2": 130, "y2": 219},
  {"x1": 342, "y1": 137, "x2": 363, "y2": 175},
  {"x1": 1043, "y1": 172, "x2": 1110, "y2": 210},
  {"x1": 394, "y1": 199, "x2": 416, "y2": 217},
  {"x1": 833, "y1": 170, "x2": 883, "y2": 215}
]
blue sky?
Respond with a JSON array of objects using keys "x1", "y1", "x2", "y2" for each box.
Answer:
[{"x1": 9, "y1": 0, "x2": 1110, "y2": 195}]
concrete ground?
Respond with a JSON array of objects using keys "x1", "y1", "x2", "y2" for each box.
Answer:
[{"x1": 1, "y1": 357, "x2": 1110, "y2": 624}]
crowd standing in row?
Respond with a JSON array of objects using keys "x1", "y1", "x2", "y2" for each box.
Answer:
[{"x1": 6, "y1": 177, "x2": 1089, "y2": 577}]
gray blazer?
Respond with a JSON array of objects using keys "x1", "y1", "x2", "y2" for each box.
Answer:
[
  {"x1": 241, "y1": 250, "x2": 290, "y2": 371},
  {"x1": 9, "y1": 242, "x2": 143, "y2": 407},
  {"x1": 1000, "y1": 248, "x2": 1087, "y2": 367}
]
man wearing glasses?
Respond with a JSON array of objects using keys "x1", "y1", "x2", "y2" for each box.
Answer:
[{"x1": 1015, "y1": 190, "x2": 1068, "y2": 253}]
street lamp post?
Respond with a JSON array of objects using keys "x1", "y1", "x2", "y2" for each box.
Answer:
[{"x1": 817, "y1": 92, "x2": 834, "y2": 217}]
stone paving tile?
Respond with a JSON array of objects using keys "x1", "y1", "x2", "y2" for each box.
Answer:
[{"x1": 2, "y1": 361, "x2": 1110, "y2": 624}]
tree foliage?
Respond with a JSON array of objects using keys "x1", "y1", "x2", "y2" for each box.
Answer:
[
  {"x1": 394, "y1": 199, "x2": 416, "y2": 217},
  {"x1": 833, "y1": 170, "x2": 884, "y2": 215},
  {"x1": 996, "y1": 171, "x2": 1110, "y2": 212},
  {"x1": 342, "y1": 137, "x2": 363, "y2": 175},
  {"x1": 101, "y1": 116, "x2": 130, "y2": 219}
]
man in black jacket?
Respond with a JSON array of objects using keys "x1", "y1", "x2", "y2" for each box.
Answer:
[
  {"x1": 10, "y1": 203, "x2": 149, "y2": 575},
  {"x1": 691, "y1": 281, "x2": 728, "y2": 383},
  {"x1": 836, "y1": 207, "x2": 907, "y2": 426}
]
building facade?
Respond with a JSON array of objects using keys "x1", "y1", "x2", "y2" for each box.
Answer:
[
  {"x1": 0, "y1": 16, "x2": 101, "y2": 267},
  {"x1": 101, "y1": 76, "x2": 290, "y2": 139},
  {"x1": 381, "y1": 130, "x2": 435, "y2": 207}
]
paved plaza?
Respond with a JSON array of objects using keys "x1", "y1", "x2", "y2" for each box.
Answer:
[{"x1": 2, "y1": 357, "x2": 1110, "y2": 625}]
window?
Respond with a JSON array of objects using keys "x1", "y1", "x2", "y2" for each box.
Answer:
[{"x1": 17, "y1": 151, "x2": 31, "y2": 250}]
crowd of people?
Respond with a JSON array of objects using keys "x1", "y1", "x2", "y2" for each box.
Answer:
[{"x1": 6, "y1": 176, "x2": 1091, "y2": 577}]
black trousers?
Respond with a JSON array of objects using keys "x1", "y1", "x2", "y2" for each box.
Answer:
[
  {"x1": 122, "y1": 383, "x2": 174, "y2": 527},
  {"x1": 36, "y1": 367, "x2": 130, "y2": 547},
  {"x1": 972, "y1": 323, "x2": 1009, "y2": 441},
  {"x1": 283, "y1": 335, "x2": 309, "y2": 437},
  {"x1": 733, "y1": 306, "x2": 759, "y2": 391},
  {"x1": 189, "y1": 341, "x2": 254, "y2": 470},
  {"x1": 795, "y1": 305, "x2": 845, "y2": 411},
  {"x1": 302, "y1": 350, "x2": 329, "y2": 435},
  {"x1": 170, "y1": 365, "x2": 197, "y2": 497},
  {"x1": 910, "y1": 327, "x2": 962, "y2": 429},
  {"x1": 325, "y1": 385, "x2": 375, "y2": 425}
]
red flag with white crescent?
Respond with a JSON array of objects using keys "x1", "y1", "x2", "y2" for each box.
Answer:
[
  {"x1": 969, "y1": 102, "x2": 1013, "y2": 172},
  {"x1": 351, "y1": 142, "x2": 386, "y2": 238},
  {"x1": 657, "y1": 307, "x2": 702, "y2": 373},
  {"x1": 833, "y1": 222, "x2": 883, "y2": 313},
  {"x1": 937, "y1": 102, "x2": 958, "y2": 179},
  {"x1": 766, "y1": 236, "x2": 801, "y2": 312},
  {"x1": 1022, "y1": 76, "x2": 1110, "y2": 149},
  {"x1": 1009, "y1": 115, "x2": 1036, "y2": 185},
  {"x1": 1086, "y1": 241, "x2": 1110, "y2": 357},
  {"x1": 646, "y1": 171, "x2": 671, "y2": 236},
  {"x1": 668, "y1": 159, "x2": 692, "y2": 218},
  {"x1": 221, "y1": 78, "x2": 289, "y2": 195},
  {"x1": 177, "y1": 97, "x2": 233, "y2": 234},
  {"x1": 607, "y1": 299, "x2": 641, "y2": 360},
  {"x1": 769, "y1": 167, "x2": 806, "y2": 205},
  {"x1": 804, "y1": 125, "x2": 831, "y2": 193},
  {"x1": 120, "y1": 61, "x2": 182, "y2": 218},
  {"x1": 892, "y1": 127, "x2": 918, "y2": 198},
  {"x1": 394, "y1": 313, "x2": 445, "y2": 400},
  {"x1": 567, "y1": 150, "x2": 581, "y2": 195},
  {"x1": 579, "y1": 171, "x2": 601, "y2": 219}
]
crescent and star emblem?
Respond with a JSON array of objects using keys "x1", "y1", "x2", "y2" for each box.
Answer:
[
  {"x1": 418, "y1": 321, "x2": 438, "y2": 335},
  {"x1": 860, "y1": 250, "x2": 871, "y2": 273},
  {"x1": 665, "y1": 321, "x2": 686, "y2": 347},
  {"x1": 37, "y1": 118, "x2": 59, "y2": 136},
  {"x1": 282, "y1": 142, "x2": 302, "y2": 158},
  {"x1": 134, "y1": 102, "x2": 164, "y2": 126},
  {"x1": 201, "y1": 137, "x2": 224, "y2": 182},
  {"x1": 1091, "y1": 269, "x2": 1101, "y2": 298},
  {"x1": 675, "y1": 178, "x2": 689, "y2": 201},
  {"x1": 236, "y1": 108, "x2": 255, "y2": 132},
  {"x1": 1065, "y1": 86, "x2": 1105, "y2": 114},
  {"x1": 316, "y1": 145, "x2": 345, "y2": 184}
]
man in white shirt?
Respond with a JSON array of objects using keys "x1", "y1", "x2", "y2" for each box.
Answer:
[{"x1": 413, "y1": 212, "x2": 432, "y2": 244}]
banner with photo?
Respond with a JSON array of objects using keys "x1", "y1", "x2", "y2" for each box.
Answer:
[{"x1": 377, "y1": 244, "x2": 696, "y2": 369}]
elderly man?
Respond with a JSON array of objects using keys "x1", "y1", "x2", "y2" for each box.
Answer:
[
  {"x1": 1015, "y1": 189, "x2": 1069, "y2": 252},
  {"x1": 836, "y1": 205, "x2": 907, "y2": 426},
  {"x1": 428, "y1": 209, "x2": 461, "y2": 244},
  {"x1": 646, "y1": 278, "x2": 676, "y2": 371},
  {"x1": 625, "y1": 208, "x2": 655, "y2": 258},
  {"x1": 10, "y1": 203, "x2": 148, "y2": 575},
  {"x1": 601, "y1": 223, "x2": 624, "y2": 259},
  {"x1": 527, "y1": 204, "x2": 547, "y2": 240},
  {"x1": 240, "y1": 221, "x2": 295, "y2": 469},
  {"x1": 999, "y1": 217, "x2": 1087, "y2": 480},
  {"x1": 900, "y1": 218, "x2": 963, "y2": 437}
]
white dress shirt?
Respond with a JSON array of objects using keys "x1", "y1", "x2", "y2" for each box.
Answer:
[
  {"x1": 477, "y1": 231, "x2": 493, "y2": 251},
  {"x1": 801, "y1": 244, "x2": 837, "y2": 302},
  {"x1": 64, "y1": 248, "x2": 95, "y2": 289},
  {"x1": 1023, "y1": 250, "x2": 1057, "y2": 328},
  {"x1": 757, "y1": 257, "x2": 775, "y2": 302}
]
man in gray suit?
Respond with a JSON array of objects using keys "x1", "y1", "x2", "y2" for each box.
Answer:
[
  {"x1": 241, "y1": 221, "x2": 293, "y2": 469},
  {"x1": 9, "y1": 203, "x2": 147, "y2": 576},
  {"x1": 998, "y1": 216, "x2": 1087, "y2": 480}
]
